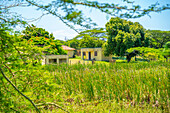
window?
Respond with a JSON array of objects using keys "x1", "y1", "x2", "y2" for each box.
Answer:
[
  {"x1": 83, "y1": 52, "x2": 86, "y2": 56},
  {"x1": 54, "y1": 59, "x2": 57, "y2": 62},
  {"x1": 49, "y1": 59, "x2": 57, "y2": 63},
  {"x1": 94, "y1": 51, "x2": 97, "y2": 56}
]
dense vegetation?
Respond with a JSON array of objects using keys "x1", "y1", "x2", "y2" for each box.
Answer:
[
  {"x1": 104, "y1": 17, "x2": 150, "y2": 57},
  {"x1": 61, "y1": 28, "x2": 106, "y2": 49},
  {"x1": 22, "y1": 25, "x2": 67, "y2": 55},
  {"x1": 148, "y1": 30, "x2": 170, "y2": 49},
  {"x1": 1, "y1": 62, "x2": 169, "y2": 112},
  {"x1": 126, "y1": 47, "x2": 164, "y2": 61}
]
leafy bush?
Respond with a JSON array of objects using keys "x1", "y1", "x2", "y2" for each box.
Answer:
[
  {"x1": 116, "y1": 59, "x2": 127, "y2": 63},
  {"x1": 126, "y1": 47, "x2": 165, "y2": 61},
  {"x1": 163, "y1": 41, "x2": 170, "y2": 57}
]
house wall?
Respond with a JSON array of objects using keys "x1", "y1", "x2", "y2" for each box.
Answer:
[
  {"x1": 42, "y1": 55, "x2": 69, "y2": 65},
  {"x1": 81, "y1": 48, "x2": 103, "y2": 61},
  {"x1": 59, "y1": 58, "x2": 67, "y2": 63},
  {"x1": 81, "y1": 48, "x2": 112, "y2": 61},
  {"x1": 42, "y1": 57, "x2": 46, "y2": 65}
]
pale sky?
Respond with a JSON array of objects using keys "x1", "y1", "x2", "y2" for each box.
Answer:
[{"x1": 9, "y1": 0, "x2": 170, "y2": 40}]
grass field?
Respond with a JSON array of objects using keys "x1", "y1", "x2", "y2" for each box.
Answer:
[{"x1": 1, "y1": 61, "x2": 169, "y2": 112}]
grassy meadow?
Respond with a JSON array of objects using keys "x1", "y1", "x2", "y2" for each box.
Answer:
[{"x1": 1, "y1": 61, "x2": 169, "y2": 112}]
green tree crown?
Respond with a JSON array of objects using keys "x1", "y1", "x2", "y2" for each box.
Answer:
[{"x1": 105, "y1": 17, "x2": 150, "y2": 56}]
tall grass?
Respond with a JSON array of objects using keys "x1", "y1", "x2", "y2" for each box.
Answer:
[
  {"x1": 42, "y1": 62, "x2": 169, "y2": 111},
  {"x1": 2, "y1": 62, "x2": 169, "y2": 112}
]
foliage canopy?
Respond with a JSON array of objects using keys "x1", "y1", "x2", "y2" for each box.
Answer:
[
  {"x1": 22, "y1": 25, "x2": 67, "y2": 55},
  {"x1": 148, "y1": 30, "x2": 170, "y2": 48},
  {"x1": 126, "y1": 47, "x2": 164, "y2": 61},
  {"x1": 104, "y1": 17, "x2": 150, "y2": 56},
  {"x1": 163, "y1": 41, "x2": 170, "y2": 58}
]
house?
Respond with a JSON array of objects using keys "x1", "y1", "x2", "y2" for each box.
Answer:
[
  {"x1": 62, "y1": 45, "x2": 76, "y2": 58},
  {"x1": 81, "y1": 47, "x2": 112, "y2": 61},
  {"x1": 42, "y1": 55, "x2": 69, "y2": 65}
]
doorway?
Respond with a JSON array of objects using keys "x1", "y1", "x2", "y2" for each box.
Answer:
[{"x1": 89, "y1": 52, "x2": 91, "y2": 60}]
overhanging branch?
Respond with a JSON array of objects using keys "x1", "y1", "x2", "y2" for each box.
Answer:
[
  {"x1": 26, "y1": 0, "x2": 80, "y2": 33},
  {"x1": 0, "y1": 66, "x2": 40, "y2": 113}
]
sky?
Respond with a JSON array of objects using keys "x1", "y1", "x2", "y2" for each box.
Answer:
[{"x1": 9, "y1": 0, "x2": 170, "y2": 40}]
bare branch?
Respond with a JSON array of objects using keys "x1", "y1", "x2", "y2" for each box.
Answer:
[
  {"x1": 27, "y1": 13, "x2": 49, "y2": 22},
  {"x1": 36, "y1": 102, "x2": 70, "y2": 113},
  {"x1": 26, "y1": 0, "x2": 80, "y2": 33},
  {"x1": 71, "y1": 2, "x2": 170, "y2": 12},
  {"x1": 0, "y1": 3, "x2": 28, "y2": 9},
  {"x1": 0, "y1": 66, "x2": 40, "y2": 113},
  {"x1": 1, "y1": 78, "x2": 15, "y2": 96},
  {"x1": 0, "y1": 17, "x2": 8, "y2": 22},
  {"x1": 3, "y1": 63, "x2": 17, "y2": 85}
]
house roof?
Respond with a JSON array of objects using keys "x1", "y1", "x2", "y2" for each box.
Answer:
[{"x1": 62, "y1": 45, "x2": 76, "y2": 51}]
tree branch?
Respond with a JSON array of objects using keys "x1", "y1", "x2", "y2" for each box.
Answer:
[
  {"x1": 0, "y1": 3, "x2": 28, "y2": 9},
  {"x1": 1, "y1": 78, "x2": 15, "y2": 96},
  {"x1": 71, "y1": 2, "x2": 170, "y2": 12},
  {"x1": 27, "y1": 13, "x2": 48, "y2": 22},
  {"x1": 0, "y1": 66, "x2": 40, "y2": 113},
  {"x1": 26, "y1": 0, "x2": 79, "y2": 33},
  {"x1": 3, "y1": 63, "x2": 17, "y2": 85},
  {"x1": 36, "y1": 102, "x2": 69, "y2": 113},
  {"x1": 10, "y1": 108, "x2": 20, "y2": 113}
]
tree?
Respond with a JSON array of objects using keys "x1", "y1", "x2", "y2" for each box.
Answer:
[
  {"x1": 66, "y1": 36, "x2": 104, "y2": 49},
  {"x1": 65, "y1": 39, "x2": 80, "y2": 49},
  {"x1": 148, "y1": 30, "x2": 170, "y2": 48},
  {"x1": 104, "y1": 17, "x2": 150, "y2": 56},
  {"x1": 22, "y1": 24, "x2": 55, "y2": 40},
  {"x1": 0, "y1": 25, "x2": 66, "y2": 112},
  {"x1": 22, "y1": 25, "x2": 67, "y2": 55},
  {"x1": 62, "y1": 29, "x2": 106, "y2": 49},
  {"x1": 74, "y1": 28, "x2": 107, "y2": 40},
  {"x1": 79, "y1": 36, "x2": 96, "y2": 48},
  {"x1": 163, "y1": 41, "x2": 170, "y2": 61},
  {"x1": 74, "y1": 28, "x2": 106, "y2": 48},
  {"x1": 0, "y1": 29, "x2": 42, "y2": 112},
  {"x1": 126, "y1": 47, "x2": 165, "y2": 62}
]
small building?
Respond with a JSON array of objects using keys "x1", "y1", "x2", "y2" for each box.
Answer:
[
  {"x1": 42, "y1": 55, "x2": 68, "y2": 65},
  {"x1": 62, "y1": 45, "x2": 76, "y2": 58},
  {"x1": 81, "y1": 47, "x2": 112, "y2": 61}
]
